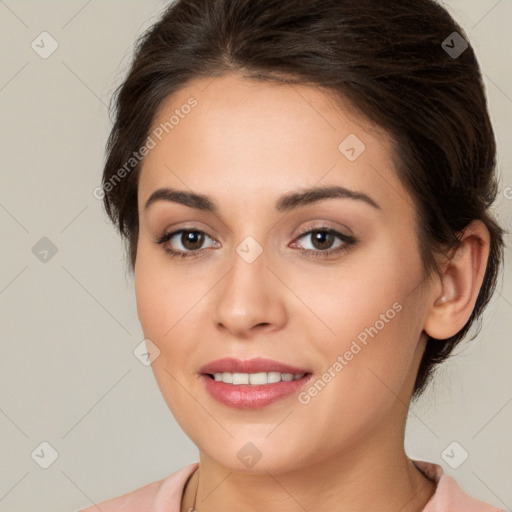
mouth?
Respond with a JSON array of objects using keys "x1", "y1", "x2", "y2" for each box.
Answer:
[
  {"x1": 204, "y1": 371, "x2": 310, "y2": 385},
  {"x1": 198, "y1": 358, "x2": 313, "y2": 409}
]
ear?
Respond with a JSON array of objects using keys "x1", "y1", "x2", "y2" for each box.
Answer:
[{"x1": 423, "y1": 220, "x2": 490, "y2": 340}]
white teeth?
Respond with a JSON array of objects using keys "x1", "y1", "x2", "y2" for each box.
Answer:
[
  {"x1": 267, "y1": 371, "x2": 281, "y2": 384},
  {"x1": 211, "y1": 372, "x2": 306, "y2": 385},
  {"x1": 233, "y1": 373, "x2": 249, "y2": 385},
  {"x1": 249, "y1": 372, "x2": 268, "y2": 385}
]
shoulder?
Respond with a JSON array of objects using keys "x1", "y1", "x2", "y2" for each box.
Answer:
[
  {"x1": 77, "y1": 462, "x2": 199, "y2": 512},
  {"x1": 413, "y1": 460, "x2": 507, "y2": 512},
  {"x1": 78, "y1": 479, "x2": 163, "y2": 512}
]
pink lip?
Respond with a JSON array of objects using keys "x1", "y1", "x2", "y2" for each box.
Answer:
[
  {"x1": 198, "y1": 357, "x2": 312, "y2": 409},
  {"x1": 199, "y1": 357, "x2": 310, "y2": 375}
]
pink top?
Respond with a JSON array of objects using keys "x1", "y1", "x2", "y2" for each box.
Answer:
[{"x1": 78, "y1": 460, "x2": 506, "y2": 512}]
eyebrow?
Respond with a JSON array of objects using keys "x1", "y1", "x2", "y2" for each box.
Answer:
[{"x1": 144, "y1": 185, "x2": 381, "y2": 213}]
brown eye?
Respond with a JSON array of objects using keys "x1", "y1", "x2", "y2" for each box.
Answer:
[
  {"x1": 155, "y1": 229, "x2": 219, "y2": 259},
  {"x1": 308, "y1": 230, "x2": 336, "y2": 250},
  {"x1": 292, "y1": 226, "x2": 357, "y2": 259},
  {"x1": 180, "y1": 231, "x2": 205, "y2": 250}
]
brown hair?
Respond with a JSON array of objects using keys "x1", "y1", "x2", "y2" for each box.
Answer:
[{"x1": 101, "y1": 0, "x2": 505, "y2": 397}]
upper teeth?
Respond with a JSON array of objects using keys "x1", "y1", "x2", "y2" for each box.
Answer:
[{"x1": 213, "y1": 372, "x2": 305, "y2": 385}]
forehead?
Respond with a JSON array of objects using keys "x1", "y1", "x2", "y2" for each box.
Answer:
[{"x1": 138, "y1": 73, "x2": 408, "y2": 216}]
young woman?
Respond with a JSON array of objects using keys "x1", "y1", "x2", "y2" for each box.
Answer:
[{"x1": 82, "y1": 0, "x2": 506, "y2": 510}]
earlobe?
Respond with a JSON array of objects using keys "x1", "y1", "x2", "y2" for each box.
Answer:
[{"x1": 423, "y1": 220, "x2": 490, "y2": 340}]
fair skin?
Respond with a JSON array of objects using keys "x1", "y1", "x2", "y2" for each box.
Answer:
[{"x1": 133, "y1": 73, "x2": 490, "y2": 512}]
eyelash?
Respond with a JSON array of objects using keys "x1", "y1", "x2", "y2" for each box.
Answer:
[{"x1": 154, "y1": 226, "x2": 357, "y2": 260}]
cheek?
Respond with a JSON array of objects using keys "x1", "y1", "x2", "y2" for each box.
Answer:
[
  {"x1": 288, "y1": 242, "x2": 414, "y2": 344},
  {"x1": 133, "y1": 246, "x2": 207, "y2": 379},
  {"x1": 134, "y1": 253, "x2": 199, "y2": 424},
  {"x1": 293, "y1": 305, "x2": 422, "y2": 454},
  {"x1": 134, "y1": 244, "x2": 185, "y2": 338},
  {"x1": 134, "y1": 262, "x2": 163, "y2": 338},
  {"x1": 298, "y1": 243, "x2": 424, "y2": 398}
]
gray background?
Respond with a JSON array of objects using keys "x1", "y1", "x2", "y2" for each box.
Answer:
[{"x1": 0, "y1": 1, "x2": 511, "y2": 511}]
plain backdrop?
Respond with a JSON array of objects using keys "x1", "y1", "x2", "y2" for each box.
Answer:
[{"x1": 0, "y1": 1, "x2": 511, "y2": 511}]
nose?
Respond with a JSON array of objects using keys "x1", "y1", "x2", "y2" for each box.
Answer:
[{"x1": 213, "y1": 248, "x2": 287, "y2": 339}]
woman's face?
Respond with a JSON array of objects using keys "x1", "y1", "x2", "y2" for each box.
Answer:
[{"x1": 134, "y1": 73, "x2": 434, "y2": 472}]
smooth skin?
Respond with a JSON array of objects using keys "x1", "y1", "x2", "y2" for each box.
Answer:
[{"x1": 133, "y1": 73, "x2": 490, "y2": 512}]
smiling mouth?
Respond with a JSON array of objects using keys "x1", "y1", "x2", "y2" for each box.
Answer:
[
  {"x1": 205, "y1": 371, "x2": 312, "y2": 385},
  {"x1": 200, "y1": 369, "x2": 313, "y2": 409}
]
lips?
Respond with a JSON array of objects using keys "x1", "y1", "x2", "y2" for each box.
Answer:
[
  {"x1": 199, "y1": 357, "x2": 310, "y2": 375},
  {"x1": 198, "y1": 357, "x2": 313, "y2": 409}
]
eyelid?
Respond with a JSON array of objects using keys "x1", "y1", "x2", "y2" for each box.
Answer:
[
  {"x1": 154, "y1": 227, "x2": 218, "y2": 247},
  {"x1": 155, "y1": 221, "x2": 218, "y2": 240},
  {"x1": 293, "y1": 219, "x2": 353, "y2": 238}
]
